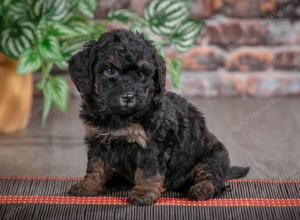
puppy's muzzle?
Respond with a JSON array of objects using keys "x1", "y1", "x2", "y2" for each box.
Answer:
[{"x1": 120, "y1": 93, "x2": 136, "y2": 108}]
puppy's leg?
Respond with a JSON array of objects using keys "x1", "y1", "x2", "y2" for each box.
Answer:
[
  {"x1": 188, "y1": 134, "x2": 230, "y2": 200},
  {"x1": 128, "y1": 168, "x2": 165, "y2": 205},
  {"x1": 68, "y1": 158, "x2": 112, "y2": 197},
  {"x1": 128, "y1": 149, "x2": 165, "y2": 205}
]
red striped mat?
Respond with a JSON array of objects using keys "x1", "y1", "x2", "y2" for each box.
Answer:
[{"x1": 0, "y1": 177, "x2": 299, "y2": 220}]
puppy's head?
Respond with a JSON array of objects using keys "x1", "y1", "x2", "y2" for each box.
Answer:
[{"x1": 68, "y1": 29, "x2": 166, "y2": 116}]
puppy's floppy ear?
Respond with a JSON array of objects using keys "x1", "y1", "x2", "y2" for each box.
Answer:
[
  {"x1": 153, "y1": 53, "x2": 166, "y2": 103},
  {"x1": 68, "y1": 41, "x2": 98, "y2": 95}
]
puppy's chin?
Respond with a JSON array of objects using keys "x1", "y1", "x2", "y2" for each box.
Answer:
[{"x1": 113, "y1": 105, "x2": 136, "y2": 116}]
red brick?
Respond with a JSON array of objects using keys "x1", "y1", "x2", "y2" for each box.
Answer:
[
  {"x1": 171, "y1": 72, "x2": 300, "y2": 97},
  {"x1": 180, "y1": 74, "x2": 240, "y2": 97},
  {"x1": 270, "y1": 2, "x2": 295, "y2": 18},
  {"x1": 266, "y1": 21, "x2": 293, "y2": 45},
  {"x1": 244, "y1": 74, "x2": 300, "y2": 97},
  {"x1": 96, "y1": 0, "x2": 130, "y2": 19},
  {"x1": 226, "y1": 48, "x2": 271, "y2": 72},
  {"x1": 273, "y1": 49, "x2": 300, "y2": 70},
  {"x1": 180, "y1": 47, "x2": 225, "y2": 71},
  {"x1": 203, "y1": 19, "x2": 294, "y2": 48},
  {"x1": 293, "y1": 5, "x2": 300, "y2": 18},
  {"x1": 129, "y1": 0, "x2": 149, "y2": 15},
  {"x1": 95, "y1": 0, "x2": 297, "y2": 19},
  {"x1": 205, "y1": 21, "x2": 243, "y2": 48},
  {"x1": 221, "y1": 0, "x2": 299, "y2": 18},
  {"x1": 191, "y1": 0, "x2": 223, "y2": 19},
  {"x1": 241, "y1": 21, "x2": 269, "y2": 46},
  {"x1": 222, "y1": 0, "x2": 277, "y2": 18},
  {"x1": 205, "y1": 20, "x2": 268, "y2": 48},
  {"x1": 293, "y1": 22, "x2": 300, "y2": 44}
]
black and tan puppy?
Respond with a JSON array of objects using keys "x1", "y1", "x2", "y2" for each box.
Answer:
[{"x1": 68, "y1": 29, "x2": 249, "y2": 205}]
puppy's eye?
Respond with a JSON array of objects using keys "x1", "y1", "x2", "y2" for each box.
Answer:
[
  {"x1": 136, "y1": 72, "x2": 144, "y2": 80},
  {"x1": 104, "y1": 67, "x2": 118, "y2": 77}
]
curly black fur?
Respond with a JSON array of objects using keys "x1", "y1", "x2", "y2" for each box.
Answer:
[{"x1": 68, "y1": 29, "x2": 249, "y2": 205}]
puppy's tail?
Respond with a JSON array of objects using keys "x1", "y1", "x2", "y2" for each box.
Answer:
[{"x1": 225, "y1": 166, "x2": 250, "y2": 180}]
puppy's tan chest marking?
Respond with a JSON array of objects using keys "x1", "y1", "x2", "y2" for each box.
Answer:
[{"x1": 84, "y1": 123, "x2": 148, "y2": 148}]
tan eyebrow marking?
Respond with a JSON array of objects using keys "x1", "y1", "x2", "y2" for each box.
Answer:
[
  {"x1": 108, "y1": 56, "x2": 122, "y2": 69},
  {"x1": 137, "y1": 59, "x2": 149, "y2": 69}
]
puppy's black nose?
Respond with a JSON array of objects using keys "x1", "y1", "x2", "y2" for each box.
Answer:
[{"x1": 121, "y1": 94, "x2": 135, "y2": 104}]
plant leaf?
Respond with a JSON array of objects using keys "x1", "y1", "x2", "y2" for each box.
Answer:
[
  {"x1": 30, "y1": 0, "x2": 43, "y2": 19},
  {"x1": 45, "y1": 0, "x2": 71, "y2": 21},
  {"x1": 55, "y1": 60, "x2": 68, "y2": 70},
  {"x1": 7, "y1": 0, "x2": 29, "y2": 21},
  {"x1": 169, "y1": 58, "x2": 181, "y2": 89},
  {"x1": 51, "y1": 21, "x2": 94, "y2": 39},
  {"x1": 108, "y1": 9, "x2": 145, "y2": 26},
  {"x1": 41, "y1": 76, "x2": 69, "y2": 123},
  {"x1": 171, "y1": 19, "x2": 204, "y2": 53},
  {"x1": 0, "y1": 21, "x2": 35, "y2": 58},
  {"x1": 17, "y1": 49, "x2": 42, "y2": 74},
  {"x1": 30, "y1": 0, "x2": 73, "y2": 22},
  {"x1": 59, "y1": 21, "x2": 106, "y2": 58},
  {"x1": 42, "y1": 82, "x2": 53, "y2": 124},
  {"x1": 49, "y1": 76, "x2": 69, "y2": 112},
  {"x1": 61, "y1": 36, "x2": 92, "y2": 58},
  {"x1": 79, "y1": 0, "x2": 97, "y2": 18},
  {"x1": 51, "y1": 23, "x2": 79, "y2": 38},
  {"x1": 52, "y1": 21, "x2": 105, "y2": 58},
  {"x1": 144, "y1": 0, "x2": 189, "y2": 35},
  {"x1": 38, "y1": 36, "x2": 63, "y2": 61}
]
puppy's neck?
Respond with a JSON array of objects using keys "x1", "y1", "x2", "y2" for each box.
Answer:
[{"x1": 84, "y1": 122, "x2": 148, "y2": 148}]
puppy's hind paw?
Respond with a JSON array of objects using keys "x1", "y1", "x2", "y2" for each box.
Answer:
[{"x1": 188, "y1": 180, "x2": 215, "y2": 201}]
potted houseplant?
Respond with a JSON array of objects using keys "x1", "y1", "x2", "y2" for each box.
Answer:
[
  {"x1": 0, "y1": 0, "x2": 203, "y2": 133},
  {"x1": 0, "y1": 0, "x2": 105, "y2": 132},
  {"x1": 0, "y1": 53, "x2": 33, "y2": 133}
]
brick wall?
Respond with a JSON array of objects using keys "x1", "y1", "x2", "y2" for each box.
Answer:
[{"x1": 96, "y1": 0, "x2": 300, "y2": 97}]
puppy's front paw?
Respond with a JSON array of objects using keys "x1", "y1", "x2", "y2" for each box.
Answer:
[
  {"x1": 188, "y1": 180, "x2": 215, "y2": 201},
  {"x1": 68, "y1": 181, "x2": 104, "y2": 197},
  {"x1": 128, "y1": 188, "x2": 160, "y2": 206}
]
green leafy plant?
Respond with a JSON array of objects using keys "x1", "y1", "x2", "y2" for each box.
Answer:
[
  {"x1": 0, "y1": 0, "x2": 105, "y2": 123},
  {"x1": 0, "y1": 0, "x2": 204, "y2": 124},
  {"x1": 108, "y1": 0, "x2": 204, "y2": 90}
]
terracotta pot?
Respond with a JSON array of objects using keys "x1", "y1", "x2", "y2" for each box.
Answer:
[{"x1": 0, "y1": 53, "x2": 33, "y2": 133}]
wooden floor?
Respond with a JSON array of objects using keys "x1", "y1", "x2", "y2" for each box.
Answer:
[{"x1": 0, "y1": 97, "x2": 299, "y2": 179}]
